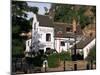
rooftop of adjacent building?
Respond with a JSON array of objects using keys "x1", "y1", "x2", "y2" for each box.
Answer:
[
  {"x1": 35, "y1": 15, "x2": 83, "y2": 38},
  {"x1": 20, "y1": 14, "x2": 95, "y2": 40},
  {"x1": 70, "y1": 35, "x2": 95, "y2": 49}
]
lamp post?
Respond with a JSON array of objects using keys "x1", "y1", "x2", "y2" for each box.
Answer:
[
  {"x1": 63, "y1": 59, "x2": 66, "y2": 71},
  {"x1": 63, "y1": 35, "x2": 76, "y2": 71},
  {"x1": 73, "y1": 31, "x2": 77, "y2": 70},
  {"x1": 74, "y1": 31, "x2": 77, "y2": 61}
]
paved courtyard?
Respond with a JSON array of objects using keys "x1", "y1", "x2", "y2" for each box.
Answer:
[
  {"x1": 14, "y1": 60, "x2": 96, "y2": 74},
  {"x1": 40, "y1": 60, "x2": 96, "y2": 72}
]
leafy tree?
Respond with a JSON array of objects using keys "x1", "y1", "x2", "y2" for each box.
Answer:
[
  {"x1": 31, "y1": 30, "x2": 45, "y2": 56},
  {"x1": 60, "y1": 51, "x2": 72, "y2": 61},
  {"x1": 86, "y1": 46, "x2": 96, "y2": 62},
  {"x1": 12, "y1": 1, "x2": 39, "y2": 56},
  {"x1": 12, "y1": 1, "x2": 28, "y2": 57},
  {"x1": 53, "y1": 4, "x2": 96, "y2": 29},
  {"x1": 29, "y1": 7, "x2": 39, "y2": 14},
  {"x1": 44, "y1": 7, "x2": 49, "y2": 15}
]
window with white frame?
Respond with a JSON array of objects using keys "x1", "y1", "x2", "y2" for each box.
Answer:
[
  {"x1": 46, "y1": 33, "x2": 51, "y2": 41},
  {"x1": 61, "y1": 41, "x2": 65, "y2": 46}
]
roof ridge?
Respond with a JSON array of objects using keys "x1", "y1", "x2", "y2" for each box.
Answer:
[{"x1": 53, "y1": 22, "x2": 68, "y2": 24}]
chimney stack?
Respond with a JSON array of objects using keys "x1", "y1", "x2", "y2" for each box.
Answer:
[{"x1": 72, "y1": 18, "x2": 77, "y2": 32}]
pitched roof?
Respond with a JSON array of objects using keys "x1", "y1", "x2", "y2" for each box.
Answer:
[
  {"x1": 53, "y1": 22, "x2": 83, "y2": 38},
  {"x1": 36, "y1": 15, "x2": 83, "y2": 38},
  {"x1": 71, "y1": 36, "x2": 95, "y2": 49},
  {"x1": 36, "y1": 15, "x2": 53, "y2": 27}
]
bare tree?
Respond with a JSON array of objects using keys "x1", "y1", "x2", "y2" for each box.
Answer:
[
  {"x1": 31, "y1": 30, "x2": 45, "y2": 56},
  {"x1": 30, "y1": 13, "x2": 45, "y2": 56}
]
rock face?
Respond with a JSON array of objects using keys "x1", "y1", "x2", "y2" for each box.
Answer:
[
  {"x1": 81, "y1": 6, "x2": 96, "y2": 37},
  {"x1": 83, "y1": 24, "x2": 96, "y2": 37}
]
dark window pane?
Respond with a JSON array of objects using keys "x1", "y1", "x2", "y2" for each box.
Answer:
[
  {"x1": 66, "y1": 27, "x2": 72, "y2": 32},
  {"x1": 61, "y1": 41, "x2": 65, "y2": 46},
  {"x1": 46, "y1": 33, "x2": 51, "y2": 41}
]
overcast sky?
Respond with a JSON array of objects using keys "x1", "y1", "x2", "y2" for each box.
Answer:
[{"x1": 27, "y1": 2, "x2": 51, "y2": 15}]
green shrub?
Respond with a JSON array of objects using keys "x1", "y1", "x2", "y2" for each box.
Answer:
[
  {"x1": 59, "y1": 51, "x2": 72, "y2": 61},
  {"x1": 45, "y1": 49, "x2": 57, "y2": 55},
  {"x1": 47, "y1": 51, "x2": 71, "y2": 68},
  {"x1": 25, "y1": 55, "x2": 44, "y2": 67},
  {"x1": 86, "y1": 45, "x2": 96, "y2": 62},
  {"x1": 47, "y1": 53, "x2": 60, "y2": 68}
]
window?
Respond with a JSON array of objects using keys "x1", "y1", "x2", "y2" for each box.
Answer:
[
  {"x1": 46, "y1": 33, "x2": 51, "y2": 41},
  {"x1": 39, "y1": 49, "x2": 44, "y2": 55},
  {"x1": 28, "y1": 41, "x2": 29, "y2": 46},
  {"x1": 61, "y1": 41, "x2": 65, "y2": 46},
  {"x1": 46, "y1": 48, "x2": 51, "y2": 54},
  {"x1": 66, "y1": 27, "x2": 71, "y2": 32},
  {"x1": 70, "y1": 42, "x2": 73, "y2": 45},
  {"x1": 34, "y1": 22, "x2": 36, "y2": 30},
  {"x1": 46, "y1": 48, "x2": 51, "y2": 51}
]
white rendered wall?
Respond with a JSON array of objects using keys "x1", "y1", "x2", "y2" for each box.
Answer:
[
  {"x1": 83, "y1": 38, "x2": 96, "y2": 59},
  {"x1": 55, "y1": 38, "x2": 75, "y2": 53},
  {"x1": 25, "y1": 13, "x2": 82, "y2": 54},
  {"x1": 38, "y1": 26, "x2": 54, "y2": 52},
  {"x1": 25, "y1": 13, "x2": 55, "y2": 53},
  {"x1": 25, "y1": 39, "x2": 31, "y2": 52}
]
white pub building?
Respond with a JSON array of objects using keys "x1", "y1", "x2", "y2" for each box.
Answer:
[{"x1": 24, "y1": 13, "x2": 95, "y2": 59}]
